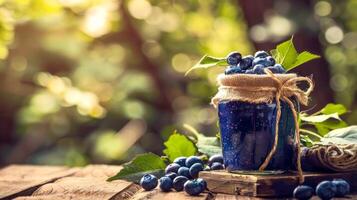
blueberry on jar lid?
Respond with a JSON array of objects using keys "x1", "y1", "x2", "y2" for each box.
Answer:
[
  {"x1": 237, "y1": 57, "x2": 252, "y2": 70},
  {"x1": 254, "y1": 50, "x2": 269, "y2": 58},
  {"x1": 253, "y1": 64, "x2": 265, "y2": 74},
  {"x1": 225, "y1": 66, "x2": 242, "y2": 75},
  {"x1": 265, "y1": 56, "x2": 276, "y2": 66},
  {"x1": 226, "y1": 51, "x2": 242, "y2": 65}
]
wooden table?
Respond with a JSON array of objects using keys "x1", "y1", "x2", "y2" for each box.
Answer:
[{"x1": 0, "y1": 165, "x2": 355, "y2": 200}]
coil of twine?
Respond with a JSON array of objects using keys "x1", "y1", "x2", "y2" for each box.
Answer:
[{"x1": 212, "y1": 69, "x2": 314, "y2": 184}]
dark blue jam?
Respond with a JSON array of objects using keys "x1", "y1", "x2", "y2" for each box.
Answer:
[{"x1": 218, "y1": 100, "x2": 298, "y2": 171}]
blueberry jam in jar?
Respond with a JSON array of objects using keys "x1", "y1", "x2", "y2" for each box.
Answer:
[{"x1": 218, "y1": 100, "x2": 298, "y2": 171}]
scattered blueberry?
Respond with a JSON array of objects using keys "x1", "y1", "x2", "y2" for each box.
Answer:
[
  {"x1": 184, "y1": 179, "x2": 205, "y2": 196},
  {"x1": 225, "y1": 66, "x2": 242, "y2": 75},
  {"x1": 245, "y1": 69, "x2": 254, "y2": 74},
  {"x1": 189, "y1": 163, "x2": 204, "y2": 178},
  {"x1": 159, "y1": 176, "x2": 173, "y2": 192},
  {"x1": 165, "y1": 172, "x2": 177, "y2": 181},
  {"x1": 140, "y1": 174, "x2": 158, "y2": 191},
  {"x1": 208, "y1": 154, "x2": 224, "y2": 165},
  {"x1": 316, "y1": 181, "x2": 336, "y2": 200},
  {"x1": 165, "y1": 163, "x2": 181, "y2": 174},
  {"x1": 173, "y1": 176, "x2": 189, "y2": 191},
  {"x1": 254, "y1": 50, "x2": 269, "y2": 58},
  {"x1": 211, "y1": 162, "x2": 224, "y2": 170},
  {"x1": 178, "y1": 166, "x2": 191, "y2": 178},
  {"x1": 293, "y1": 185, "x2": 314, "y2": 200},
  {"x1": 185, "y1": 156, "x2": 204, "y2": 168},
  {"x1": 332, "y1": 179, "x2": 350, "y2": 197},
  {"x1": 173, "y1": 157, "x2": 187, "y2": 167},
  {"x1": 204, "y1": 166, "x2": 211, "y2": 171},
  {"x1": 197, "y1": 178, "x2": 207, "y2": 190},
  {"x1": 253, "y1": 64, "x2": 265, "y2": 74},
  {"x1": 226, "y1": 51, "x2": 242, "y2": 65}
]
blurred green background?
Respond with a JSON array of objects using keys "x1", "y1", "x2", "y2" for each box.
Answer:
[{"x1": 0, "y1": 0, "x2": 356, "y2": 166}]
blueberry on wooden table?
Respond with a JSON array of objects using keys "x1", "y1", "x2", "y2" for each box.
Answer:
[
  {"x1": 189, "y1": 163, "x2": 204, "y2": 178},
  {"x1": 173, "y1": 156, "x2": 187, "y2": 167},
  {"x1": 173, "y1": 176, "x2": 188, "y2": 191},
  {"x1": 316, "y1": 181, "x2": 337, "y2": 200},
  {"x1": 204, "y1": 166, "x2": 211, "y2": 171},
  {"x1": 332, "y1": 179, "x2": 350, "y2": 197},
  {"x1": 165, "y1": 172, "x2": 177, "y2": 181},
  {"x1": 196, "y1": 178, "x2": 207, "y2": 190},
  {"x1": 185, "y1": 156, "x2": 204, "y2": 168},
  {"x1": 159, "y1": 176, "x2": 173, "y2": 192},
  {"x1": 140, "y1": 174, "x2": 158, "y2": 191},
  {"x1": 293, "y1": 185, "x2": 314, "y2": 200},
  {"x1": 208, "y1": 154, "x2": 224, "y2": 165},
  {"x1": 184, "y1": 179, "x2": 204, "y2": 196},
  {"x1": 226, "y1": 51, "x2": 242, "y2": 65},
  {"x1": 210, "y1": 162, "x2": 224, "y2": 170},
  {"x1": 178, "y1": 166, "x2": 191, "y2": 179},
  {"x1": 165, "y1": 163, "x2": 181, "y2": 174}
]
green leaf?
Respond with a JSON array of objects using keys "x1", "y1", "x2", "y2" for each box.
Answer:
[
  {"x1": 300, "y1": 113, "x2": 341, "y2": 123},
  {"x1": 185, "y1": 55, "x2": 226, "y2": 75},
  {"x1": 321, "y1": 126, "x2": 357, "y2": 145},
  {"x1": 315, "y1": 120, "x2": 348, "y2": 136},
  {"x1": 107, "y1": 153, "x2": 166, "y2": 182},
  {"x1": 275, "y1": 37, "x2": 298, "y2": 68},
  {"x1": 288, "y1": 51, "x2": 320, "y2": 70},
  {"x1": 183, "y1": 124, "x2": 222, "y2": 157},
  {"x1": 319, "y1": 103, "x2": 347, "y2": 115},
  {"x1": 300, "y1": 134, "x2": 314, "y2": 147},
  {"x1": 163, "y1": 132, "x2": 197, "y2": 162}
]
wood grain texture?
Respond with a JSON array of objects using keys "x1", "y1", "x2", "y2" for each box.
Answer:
[
  {"x1": 200, "y1": 170, "x2": 357, "y2": 197},
  {"x1": 0, "y1": 165, "x2": 78, "y2": 200},
  {"x1": 131, "y1": 189, "x2": 211, "y2": 200}
]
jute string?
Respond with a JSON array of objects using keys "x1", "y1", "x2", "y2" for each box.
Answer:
[{"x1": 212, "y1": 69, "x2": 314, "y2": 184}]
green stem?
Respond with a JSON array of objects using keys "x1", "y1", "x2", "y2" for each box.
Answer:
[{"x1": 300, "y1": 129, "x2": 322, "y2": 140}]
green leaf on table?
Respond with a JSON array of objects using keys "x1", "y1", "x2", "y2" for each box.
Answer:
[
  {"x1": 320, "y1": 126, "x2": 357, "y2": 145},
  {"x1": 183, "y1": 124, "x2": 222, "y2": 157},
  {"x1": 300, "y1": 113, "x2": 342, "y2": 123},
  {"x1": 315, "y1": 120, "x2": 348, "y2": 136},
  {"x1": 107, "y1": 153, "x2": 166, "y2": 183},
  {"x1": 185, "y1": 55, "x2": 226, "y2": 75},
  {"x1": 163, "y1": 132, "x2": 197, "y2": 162},
  {"x1": 271, "y1": 36, "x2": 320, "y2": 71},
  {"x1": 319, "y1": 103, "x2": 347, "y2": 115}
]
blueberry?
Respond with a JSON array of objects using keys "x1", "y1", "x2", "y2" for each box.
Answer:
[
  {"x1": 165, "y1": 172, "x2": 177, "y2": 181},
  {"x1": 173, "y1": 176, "x2": 189, "y2": 191},
  {"x1": 332, "y1": 179, "x2": 350, "y2": 197},
  {"x1": 208, "y1": 154, "x2": 224, "y2": 165},
  {"x1": 252, "y1": 57, "x2": 270, "y2": 67},
  {"x1": 189, "y1": 163, "x2": 204, "y2": 178},
  {"x1": 173, "y1": 156, "x2": 187, "y2": 167},
  {"x1": 253, "y1": 64, "x2": 265, "y2": 74},
  {"x1": 184, "y1": 179, "x2": 204, "y2": 196},
  {"x1": 225, "y1": 66, "x2": 242, "y2": 75},
  {"x1": 273, "y1": 64, "x2": 286, "y2": 73},
  {"x1": 178, "y1": 166, "x2": 191, "y2": 178},
  {"x1": 245, "y1": 69, "x2": 254, "y2": 74},
  {"x1": 211, "y1": 162, "x2": 224, "y2": 170},
  {"x1": 254, "y1": 50, "x2": 269, "y2": 58},
  {"x1": 159, "y1": 176, "x2": 173, "y2": 192},
  {"x1": 266, "y1": 64, "x2": 286, "y2": 74},
  {"x1": 237, "y1": 57, "x2": 253, "y2": 70},
  {"x1": 165, "y1": 163, "x2": 181, "y2": 174},
  {"x1": 293, "y1": 185, "x2": 314, "y2": 200},
  {"x1": 316, "y1": 181, "x2": 337, "y2": 200},
  {"x1": 197, "y1": 178, "x2": 207, "y2": 190},
  {"x1": 226, "y1": 51, "x2": 242, "y2": 65},
  {"x1": 185, "y1": 156, "x2": 204, "y2": 168},
  {"x1": 243, "y1": 55, "x2": 254, "y2": 66},
  {"x1": 204, "y1": 166, "x2": 211, "y2": 171},
  {"x1": 266, "y1": 56, "x2": 276, "y2": 66},
  {"x1": 140, "y1": 174, "x2": 158, "y2": 191}
]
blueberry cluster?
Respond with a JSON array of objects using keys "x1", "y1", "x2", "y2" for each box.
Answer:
[
  {"x1": 225, "y1": 51, "x2": 286, "y2": 75},
  {"x1": 293, "y1": 179, "x2": 350, "y2": 200},
  {"x1": 140, "y1": 154, "x2": 224, "y2": 196}
]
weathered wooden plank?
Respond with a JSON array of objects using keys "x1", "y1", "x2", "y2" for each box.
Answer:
[
  {"x1": 214, "y1": 194, "x2": 265, "y2": 200},
  {"x1": 0, "y1": 165, "x2": 78, "y2": 200},
  {"x1": 73, "y1": 164, "x2": 122, "y2": 178},
  {"x1": 131, "y1": 189, "x2": 210, "y2": 200},
  {"x1": 200, "y1": 170, "x2": 357, "y2": 197}
]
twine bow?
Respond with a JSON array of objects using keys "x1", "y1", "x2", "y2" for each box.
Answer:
[{"x1": 212, "y1": 69, "x2": 314, "y2": 184}]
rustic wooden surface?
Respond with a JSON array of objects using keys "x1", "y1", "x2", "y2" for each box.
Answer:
[
  {"x1": 0, "y1": 165, "x2": 356, "y2": 200},
  {"x1": 200, "y1": 170, "x2": 357, "y2": 197}
]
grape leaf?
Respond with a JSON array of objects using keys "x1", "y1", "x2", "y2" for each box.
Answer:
[
  {"x1": 163, "y1": 133, "x2": 197, "y2": 162},
  {"x1": 288, "y1": 51, "x2": 320, "y2": 70},
  {"x1": 185, "y1": 55, "x2": 226, "y2": 75},
  {"x1": 183, "y1": 124, "x2": 222, "y2": 157},
  {"x1": 319, "y1": 103, "x2": 347, "y2": 115},
  {"x1": 107, "y1": 153, "x2": 166, "y2": 182}
]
